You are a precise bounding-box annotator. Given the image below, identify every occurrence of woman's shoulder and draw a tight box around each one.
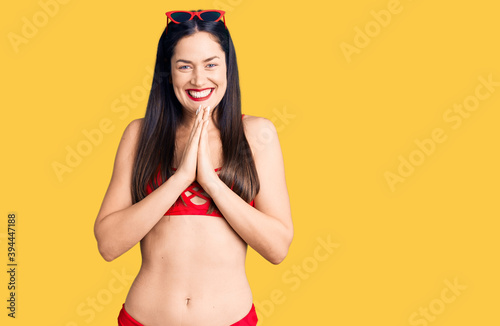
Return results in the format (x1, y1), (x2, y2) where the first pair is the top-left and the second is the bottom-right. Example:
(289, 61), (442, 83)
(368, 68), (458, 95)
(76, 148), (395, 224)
(125, 118), (144, 132)
(242, 114), (277, 135)
(121, 118), (143, 139)
(241, 114), (279, 150)
(115, 118), (144, 153)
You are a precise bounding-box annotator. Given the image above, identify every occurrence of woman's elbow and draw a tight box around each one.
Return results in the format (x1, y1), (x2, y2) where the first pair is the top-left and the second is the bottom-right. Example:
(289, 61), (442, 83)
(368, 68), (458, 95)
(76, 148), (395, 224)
(95, 230), (119, 262)
(97, 242), (118, 262)
(95, 222), (116, 262)
(268, 243), (290, 265)
(268, 250), (288, 265)
(269, 231), (294, 265)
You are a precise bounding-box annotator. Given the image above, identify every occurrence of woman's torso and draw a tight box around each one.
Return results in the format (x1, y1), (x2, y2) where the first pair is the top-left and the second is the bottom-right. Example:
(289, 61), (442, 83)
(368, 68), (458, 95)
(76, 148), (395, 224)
(124, 215), (253, 325)
(124, 119), (253, 326)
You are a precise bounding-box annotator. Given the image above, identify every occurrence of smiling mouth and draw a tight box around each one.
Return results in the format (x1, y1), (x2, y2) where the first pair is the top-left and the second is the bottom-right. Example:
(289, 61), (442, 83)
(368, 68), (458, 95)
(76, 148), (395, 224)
(186, 88), (214, 101)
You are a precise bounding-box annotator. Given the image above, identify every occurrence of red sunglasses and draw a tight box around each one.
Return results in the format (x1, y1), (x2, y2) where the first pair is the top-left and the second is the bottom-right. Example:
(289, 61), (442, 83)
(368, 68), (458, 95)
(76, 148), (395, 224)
(165, 10), (226, 31)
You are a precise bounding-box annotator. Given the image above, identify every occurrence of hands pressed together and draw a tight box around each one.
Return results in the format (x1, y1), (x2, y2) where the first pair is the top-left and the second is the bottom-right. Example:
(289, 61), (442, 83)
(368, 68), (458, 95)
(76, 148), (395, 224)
(174, 105), (220, 193)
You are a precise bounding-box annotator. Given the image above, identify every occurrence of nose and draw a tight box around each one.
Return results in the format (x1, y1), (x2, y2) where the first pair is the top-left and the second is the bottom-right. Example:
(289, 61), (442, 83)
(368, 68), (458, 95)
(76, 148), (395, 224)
(191, 67), (207, 87)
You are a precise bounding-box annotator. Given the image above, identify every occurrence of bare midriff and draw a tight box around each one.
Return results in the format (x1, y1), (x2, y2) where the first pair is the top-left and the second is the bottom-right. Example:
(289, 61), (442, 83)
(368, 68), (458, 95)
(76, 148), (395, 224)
(124, 214), (253, 326)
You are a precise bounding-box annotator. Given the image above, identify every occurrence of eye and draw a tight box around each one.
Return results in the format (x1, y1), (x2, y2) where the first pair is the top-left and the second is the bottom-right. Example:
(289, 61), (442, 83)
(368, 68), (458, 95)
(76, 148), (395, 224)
(179, 65), (191, 70)
(206, 63), (217, 68)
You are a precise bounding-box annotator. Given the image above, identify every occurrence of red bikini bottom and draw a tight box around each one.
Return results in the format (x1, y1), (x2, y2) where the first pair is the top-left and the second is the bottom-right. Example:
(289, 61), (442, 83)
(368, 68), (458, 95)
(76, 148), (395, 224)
(118, 303), (258, 326)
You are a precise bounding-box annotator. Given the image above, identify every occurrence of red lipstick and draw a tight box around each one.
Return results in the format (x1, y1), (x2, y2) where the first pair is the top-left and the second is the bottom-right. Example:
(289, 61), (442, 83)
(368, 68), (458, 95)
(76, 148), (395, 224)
(186, 88), (214, 101)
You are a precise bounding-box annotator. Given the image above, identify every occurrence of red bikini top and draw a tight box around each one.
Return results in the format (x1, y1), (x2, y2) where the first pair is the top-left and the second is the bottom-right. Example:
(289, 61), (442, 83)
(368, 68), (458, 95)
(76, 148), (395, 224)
(146, 168), (255, 217)
(145, 114), (254, 217)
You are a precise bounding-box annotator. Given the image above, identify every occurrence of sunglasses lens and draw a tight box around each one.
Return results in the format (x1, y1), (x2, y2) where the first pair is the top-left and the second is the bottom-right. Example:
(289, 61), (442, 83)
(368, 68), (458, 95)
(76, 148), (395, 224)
(199, 11), (222, 21)
(170, 12), (192, 22)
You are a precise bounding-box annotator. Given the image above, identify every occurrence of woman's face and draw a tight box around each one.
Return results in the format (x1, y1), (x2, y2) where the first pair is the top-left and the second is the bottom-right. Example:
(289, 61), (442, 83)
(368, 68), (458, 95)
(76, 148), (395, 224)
(171, 31), (227, 113)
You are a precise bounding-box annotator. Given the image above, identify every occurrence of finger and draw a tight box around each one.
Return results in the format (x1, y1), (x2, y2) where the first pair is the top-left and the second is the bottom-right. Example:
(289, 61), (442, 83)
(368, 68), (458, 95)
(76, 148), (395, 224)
(199, 107), (210, 153)
(193, 105), (208, 144)
(191, 106), (206, 145)
(187, 105), (203, 143)
(203, 105), (211, 121)
(202, 106), (210, 132)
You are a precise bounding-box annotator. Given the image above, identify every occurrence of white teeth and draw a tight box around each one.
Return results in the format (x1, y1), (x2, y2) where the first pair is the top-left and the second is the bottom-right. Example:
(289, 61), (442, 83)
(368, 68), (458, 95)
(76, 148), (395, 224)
(188, 89), (212, 98)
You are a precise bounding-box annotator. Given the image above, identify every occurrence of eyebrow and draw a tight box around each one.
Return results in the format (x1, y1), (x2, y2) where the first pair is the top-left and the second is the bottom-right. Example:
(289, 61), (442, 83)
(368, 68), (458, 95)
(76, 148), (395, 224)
(175, 56), (220, 64)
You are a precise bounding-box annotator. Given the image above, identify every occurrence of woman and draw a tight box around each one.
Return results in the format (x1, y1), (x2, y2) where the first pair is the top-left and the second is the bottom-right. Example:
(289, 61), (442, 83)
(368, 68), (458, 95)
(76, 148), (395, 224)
(94, 10), (293, 326)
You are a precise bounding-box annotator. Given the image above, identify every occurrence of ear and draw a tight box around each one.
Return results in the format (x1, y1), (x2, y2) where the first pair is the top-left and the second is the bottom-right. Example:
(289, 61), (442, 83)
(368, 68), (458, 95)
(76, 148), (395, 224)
(168, 75), (172, 84)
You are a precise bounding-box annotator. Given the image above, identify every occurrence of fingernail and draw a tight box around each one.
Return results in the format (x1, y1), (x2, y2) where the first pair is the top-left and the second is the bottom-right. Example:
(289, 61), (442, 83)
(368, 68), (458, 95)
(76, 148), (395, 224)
(196, 105), (201, 115)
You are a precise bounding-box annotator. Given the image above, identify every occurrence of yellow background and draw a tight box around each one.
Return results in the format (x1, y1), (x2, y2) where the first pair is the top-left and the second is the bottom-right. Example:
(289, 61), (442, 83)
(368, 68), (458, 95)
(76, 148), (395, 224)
(1, 0), (499, 325)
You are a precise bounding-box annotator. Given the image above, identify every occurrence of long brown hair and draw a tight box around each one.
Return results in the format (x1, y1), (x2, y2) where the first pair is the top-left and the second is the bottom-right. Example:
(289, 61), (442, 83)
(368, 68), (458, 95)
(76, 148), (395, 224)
(131, 18), (259, 212)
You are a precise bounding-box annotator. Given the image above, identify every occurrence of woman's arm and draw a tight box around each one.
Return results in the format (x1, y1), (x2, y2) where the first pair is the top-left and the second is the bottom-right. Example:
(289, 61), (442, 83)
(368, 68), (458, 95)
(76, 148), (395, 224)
(200, 116), (293, 264)
(93, 119), (193, 262)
